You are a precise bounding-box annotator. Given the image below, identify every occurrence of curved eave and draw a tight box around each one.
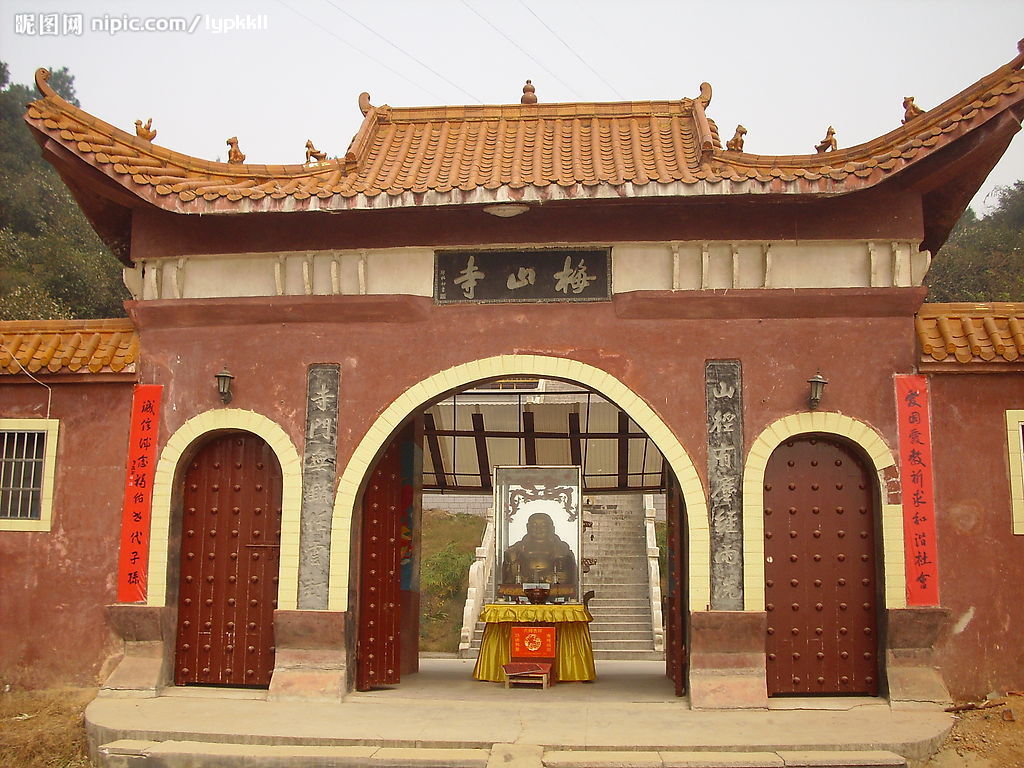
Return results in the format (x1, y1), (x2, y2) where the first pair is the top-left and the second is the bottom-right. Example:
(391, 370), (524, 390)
(22, 48), (1024, 252)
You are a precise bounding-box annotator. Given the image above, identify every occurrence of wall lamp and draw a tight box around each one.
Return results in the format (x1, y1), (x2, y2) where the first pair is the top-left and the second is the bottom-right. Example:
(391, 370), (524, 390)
(215, 367), (234, 404)
(807, 371), (828, 410)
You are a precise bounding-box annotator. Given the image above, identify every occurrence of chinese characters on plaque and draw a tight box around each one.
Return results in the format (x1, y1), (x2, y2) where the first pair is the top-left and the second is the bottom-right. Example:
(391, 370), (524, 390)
(705, 361), (744, 610)
(895, 375), (939, 606)
(435, 249), (610, 304)
(116, 385), (163, 603)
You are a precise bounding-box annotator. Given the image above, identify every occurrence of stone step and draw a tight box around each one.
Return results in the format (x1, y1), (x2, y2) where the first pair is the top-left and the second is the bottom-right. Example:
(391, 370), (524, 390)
(544, 750), (906, 767)
(590, 630), (654, 641)
(591, 648), (665, 660)
(585, 638), (656, 650)
(589, 622), (653, 631)
(97, 739), (492, 768)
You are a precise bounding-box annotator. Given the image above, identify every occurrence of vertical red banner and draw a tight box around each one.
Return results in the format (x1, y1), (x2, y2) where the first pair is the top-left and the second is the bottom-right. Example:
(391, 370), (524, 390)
(116, 384), (163, 603)
(895, 375), (939, 606)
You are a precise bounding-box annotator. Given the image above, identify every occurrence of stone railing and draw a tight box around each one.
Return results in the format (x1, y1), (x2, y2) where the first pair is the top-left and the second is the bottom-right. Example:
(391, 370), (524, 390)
(458, 510), (495, 653)
(644, 494), (665, 652)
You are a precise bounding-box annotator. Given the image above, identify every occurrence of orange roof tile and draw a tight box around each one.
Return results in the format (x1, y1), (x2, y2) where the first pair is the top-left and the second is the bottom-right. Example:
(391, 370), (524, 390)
(916, 303), (1024, 367)
(23, 45), (1024, 216)
(0, 318), (138, 375)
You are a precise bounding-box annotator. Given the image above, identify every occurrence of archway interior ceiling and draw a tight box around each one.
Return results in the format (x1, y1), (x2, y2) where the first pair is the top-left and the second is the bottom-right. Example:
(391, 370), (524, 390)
(421, 379), (665, 494)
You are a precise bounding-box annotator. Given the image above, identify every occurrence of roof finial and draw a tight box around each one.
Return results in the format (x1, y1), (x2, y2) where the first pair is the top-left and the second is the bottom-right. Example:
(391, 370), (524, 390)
(726, 125), (747, 152)
(815, 126), (837, 153)
(34, 68), (54, 97)
(305, 139), (327, 164)
(134, 118), (157, 141)
(902, 96), (925, 124)
(521, 80), (537, 105)
(359, 92), (373, 117)
(226, 136), (246, 164)
(696, 82), (712, 108)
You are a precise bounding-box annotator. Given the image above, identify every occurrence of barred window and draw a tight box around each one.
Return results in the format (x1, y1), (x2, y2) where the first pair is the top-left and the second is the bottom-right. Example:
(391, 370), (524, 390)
(1, 431), (46, 519)
(0, 420), (59, 531)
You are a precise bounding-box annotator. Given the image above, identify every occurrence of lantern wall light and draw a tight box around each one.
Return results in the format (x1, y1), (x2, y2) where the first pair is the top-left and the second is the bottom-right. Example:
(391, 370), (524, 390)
(215, 366), (234, 404)
(807, 371), (828, 410)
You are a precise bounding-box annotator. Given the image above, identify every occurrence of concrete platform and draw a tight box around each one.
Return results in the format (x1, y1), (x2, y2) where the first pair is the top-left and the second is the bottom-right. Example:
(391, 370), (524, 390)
(87, 659), (951, 768)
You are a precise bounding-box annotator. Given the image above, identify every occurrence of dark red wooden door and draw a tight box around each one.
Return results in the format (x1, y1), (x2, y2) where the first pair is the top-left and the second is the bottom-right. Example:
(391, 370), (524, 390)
(356, 438), (404, 690)
(174, 433), (282, 687)
(664, 472), (688, 696)
(763, 435), (879, 696)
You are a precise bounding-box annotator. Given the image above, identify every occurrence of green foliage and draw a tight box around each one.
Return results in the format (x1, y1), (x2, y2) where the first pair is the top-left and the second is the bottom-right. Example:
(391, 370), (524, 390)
(418, 508), (486, 652)
(421, 541), (475, 601)
(0, 62), (128, 320)
(925, 181), (1024, 302)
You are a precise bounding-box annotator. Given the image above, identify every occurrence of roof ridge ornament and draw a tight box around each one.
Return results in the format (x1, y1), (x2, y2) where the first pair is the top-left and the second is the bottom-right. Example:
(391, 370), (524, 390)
(34, 67), (55, 97)
(226, 136), (246, 164)
(902, 97), (925, 125)
(726, 125), (747, 152)
(815, 126), (837, 153)
(696, 82), (712, 108)
(305, 139), (327, 164)
(359, 92), (373, 117)
(521, 80), (538, 105)
(134, 118), (157, 141)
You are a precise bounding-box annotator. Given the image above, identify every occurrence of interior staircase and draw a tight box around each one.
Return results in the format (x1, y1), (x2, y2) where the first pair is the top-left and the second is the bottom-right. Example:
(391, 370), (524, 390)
(465, 496), (661, 660)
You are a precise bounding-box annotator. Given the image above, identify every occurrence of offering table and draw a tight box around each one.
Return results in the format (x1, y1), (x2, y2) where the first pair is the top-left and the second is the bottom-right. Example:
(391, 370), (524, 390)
(472, 603), (596, 682)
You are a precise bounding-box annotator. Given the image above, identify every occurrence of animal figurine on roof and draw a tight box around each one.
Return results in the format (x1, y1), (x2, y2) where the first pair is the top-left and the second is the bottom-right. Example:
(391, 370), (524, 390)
(134, 118), (156, 141)
(815, 126), (837, 153)
(226, 136), (246, 164)
(726, 125), (747, 152)
(902, 96), (925, 124)
(305, 140), (327, 163)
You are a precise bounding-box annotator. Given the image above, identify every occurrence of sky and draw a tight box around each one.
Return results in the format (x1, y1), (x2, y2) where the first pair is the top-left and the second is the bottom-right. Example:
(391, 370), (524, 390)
(2, 0), (1022, 214)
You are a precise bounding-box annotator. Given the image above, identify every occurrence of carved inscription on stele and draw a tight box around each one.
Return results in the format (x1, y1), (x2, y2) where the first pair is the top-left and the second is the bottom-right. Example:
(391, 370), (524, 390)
(706, 360), (744, 610)
(298, 364), (340, 610)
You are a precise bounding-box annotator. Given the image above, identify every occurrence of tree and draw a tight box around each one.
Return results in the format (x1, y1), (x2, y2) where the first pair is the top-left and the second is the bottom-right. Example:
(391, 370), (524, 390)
(0, 63), (128, 320)
(925, 181), (1024, 303)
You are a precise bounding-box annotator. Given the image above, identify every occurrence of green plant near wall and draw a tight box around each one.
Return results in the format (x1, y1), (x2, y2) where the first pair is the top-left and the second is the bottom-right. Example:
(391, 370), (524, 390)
(421, 541), (476, 601)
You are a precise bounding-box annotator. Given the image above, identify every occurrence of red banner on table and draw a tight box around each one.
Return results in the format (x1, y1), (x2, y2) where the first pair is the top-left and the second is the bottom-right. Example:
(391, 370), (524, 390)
(895, 375), (939, 606)
(116, 384), (163, 603)
(510, 626), (556, 659)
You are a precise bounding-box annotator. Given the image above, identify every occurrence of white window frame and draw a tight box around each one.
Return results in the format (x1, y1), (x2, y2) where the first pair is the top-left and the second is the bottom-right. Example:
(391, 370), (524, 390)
(0, 419), (59, 532)
(1007, 410), (1024, 535)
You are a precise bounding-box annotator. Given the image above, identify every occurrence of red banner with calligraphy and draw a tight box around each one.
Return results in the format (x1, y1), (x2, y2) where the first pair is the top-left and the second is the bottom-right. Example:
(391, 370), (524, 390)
(116, 384), (163, 603)
(895, 375), (939, 606)
(510, 626), (556, 659)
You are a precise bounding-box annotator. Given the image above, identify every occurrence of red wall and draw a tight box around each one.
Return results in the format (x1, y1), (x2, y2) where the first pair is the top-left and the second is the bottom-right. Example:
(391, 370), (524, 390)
(0, 381), (134, 688)
(130, 294), (919, 507)
(929, 373), (1024, 699)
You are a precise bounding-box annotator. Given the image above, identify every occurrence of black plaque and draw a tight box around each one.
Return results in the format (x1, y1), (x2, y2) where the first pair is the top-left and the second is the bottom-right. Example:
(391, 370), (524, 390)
(435, 248), (610, 304)
(706, 360), (744, 610)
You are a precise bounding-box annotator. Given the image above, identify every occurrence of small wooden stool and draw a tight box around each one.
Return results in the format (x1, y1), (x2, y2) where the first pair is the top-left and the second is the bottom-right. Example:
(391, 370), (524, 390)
(503, 662), (552, 689)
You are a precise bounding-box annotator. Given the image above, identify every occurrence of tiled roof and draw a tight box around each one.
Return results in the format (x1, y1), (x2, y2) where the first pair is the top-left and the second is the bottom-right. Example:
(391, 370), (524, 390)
(0, 318), (138, 375)
(23, 44), (1024, 215)
(916, 303), (1024, 366)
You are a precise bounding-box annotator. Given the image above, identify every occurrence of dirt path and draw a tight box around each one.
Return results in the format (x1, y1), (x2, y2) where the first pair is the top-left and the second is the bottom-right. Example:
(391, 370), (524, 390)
(923, 699), (1024, 767)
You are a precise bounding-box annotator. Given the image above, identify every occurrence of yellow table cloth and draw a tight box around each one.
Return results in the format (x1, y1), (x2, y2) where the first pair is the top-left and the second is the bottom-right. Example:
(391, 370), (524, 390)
(472, 603), (596, 682)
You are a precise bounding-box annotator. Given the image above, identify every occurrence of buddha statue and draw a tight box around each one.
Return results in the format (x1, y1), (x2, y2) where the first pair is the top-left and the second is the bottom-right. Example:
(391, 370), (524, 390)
(501, 512), (577, 590)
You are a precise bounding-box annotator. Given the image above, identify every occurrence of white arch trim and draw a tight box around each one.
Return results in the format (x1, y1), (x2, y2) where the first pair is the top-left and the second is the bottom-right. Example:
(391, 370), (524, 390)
(329, 355), (710, 612)
(146, 408), (303, 609)
(742, 412), (906, 611)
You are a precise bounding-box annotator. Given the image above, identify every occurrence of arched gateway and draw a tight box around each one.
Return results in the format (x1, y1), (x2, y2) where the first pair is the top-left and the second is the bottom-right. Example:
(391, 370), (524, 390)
(329, 357), (706, 690)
